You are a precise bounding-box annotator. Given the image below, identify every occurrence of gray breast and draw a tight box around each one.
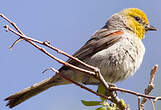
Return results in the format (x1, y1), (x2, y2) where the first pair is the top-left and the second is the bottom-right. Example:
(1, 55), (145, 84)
(86, 32), (145, 83)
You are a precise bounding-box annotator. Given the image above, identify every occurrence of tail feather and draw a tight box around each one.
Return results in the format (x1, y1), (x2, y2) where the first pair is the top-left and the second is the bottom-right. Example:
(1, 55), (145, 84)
(5, 75), (69, 108)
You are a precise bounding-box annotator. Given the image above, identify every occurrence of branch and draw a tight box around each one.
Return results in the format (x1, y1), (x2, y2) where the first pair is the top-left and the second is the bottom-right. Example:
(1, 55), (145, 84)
(140, 65), (158, 109)
(0, 14), (97, 73)
(0, 14), (23, 34)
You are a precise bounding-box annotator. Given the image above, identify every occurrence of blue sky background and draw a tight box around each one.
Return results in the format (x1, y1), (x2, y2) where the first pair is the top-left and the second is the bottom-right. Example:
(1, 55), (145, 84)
(1, 0), (161, 110)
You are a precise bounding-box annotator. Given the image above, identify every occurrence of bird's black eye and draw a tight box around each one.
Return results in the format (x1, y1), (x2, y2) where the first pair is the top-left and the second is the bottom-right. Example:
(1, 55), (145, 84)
(134, 16), (141, 22)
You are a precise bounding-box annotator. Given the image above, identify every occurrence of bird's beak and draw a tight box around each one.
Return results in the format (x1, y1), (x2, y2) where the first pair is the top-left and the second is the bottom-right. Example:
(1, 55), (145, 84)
(146, 25), (157, 31)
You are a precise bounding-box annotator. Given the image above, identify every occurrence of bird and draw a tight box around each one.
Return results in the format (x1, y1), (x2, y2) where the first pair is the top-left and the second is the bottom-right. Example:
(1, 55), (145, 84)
(5, 8), (157, 108)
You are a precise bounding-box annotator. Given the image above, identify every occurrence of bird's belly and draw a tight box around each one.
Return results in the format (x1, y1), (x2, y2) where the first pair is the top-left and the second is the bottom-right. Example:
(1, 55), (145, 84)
(86, 38), (145, 83)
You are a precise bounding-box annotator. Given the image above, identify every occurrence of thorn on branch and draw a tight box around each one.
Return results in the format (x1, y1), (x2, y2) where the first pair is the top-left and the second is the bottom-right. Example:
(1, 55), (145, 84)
(42, 67), (57, 74)
(4, 25), (9, 32)
(43, 40), (50, 44)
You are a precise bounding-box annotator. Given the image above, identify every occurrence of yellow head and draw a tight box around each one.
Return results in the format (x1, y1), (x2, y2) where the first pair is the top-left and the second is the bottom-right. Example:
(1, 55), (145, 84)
(120, 8), (157, 39)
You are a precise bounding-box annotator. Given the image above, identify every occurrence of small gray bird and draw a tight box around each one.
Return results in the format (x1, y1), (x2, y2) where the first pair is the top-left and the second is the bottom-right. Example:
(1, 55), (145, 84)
(5, 8), (157, 108)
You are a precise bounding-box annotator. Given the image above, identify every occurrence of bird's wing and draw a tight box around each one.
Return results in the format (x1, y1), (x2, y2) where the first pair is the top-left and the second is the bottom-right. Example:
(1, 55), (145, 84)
(59, 28), (124, 71)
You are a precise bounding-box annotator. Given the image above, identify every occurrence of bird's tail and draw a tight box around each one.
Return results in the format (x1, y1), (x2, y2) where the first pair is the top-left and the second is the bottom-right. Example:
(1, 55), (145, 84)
(5, 75), (69, 108)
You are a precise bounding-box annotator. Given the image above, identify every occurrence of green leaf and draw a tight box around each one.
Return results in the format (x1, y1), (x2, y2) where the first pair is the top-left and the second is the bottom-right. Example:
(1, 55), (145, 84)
(101, 101), (109, 106)
(96, 107), (106, 110)
(97, 84), (106, 100)
(106, 106), (111, 110)
(98, 85), (106, 94)
(120, 99), (126, 108)
(81, 100), (101, 106)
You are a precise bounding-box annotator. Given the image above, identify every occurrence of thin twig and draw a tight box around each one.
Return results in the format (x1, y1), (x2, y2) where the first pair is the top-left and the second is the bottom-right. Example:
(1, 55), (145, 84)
(9, 38), (23, 50)
(49, 67), (110, 100)
(29, 39), (96, 76)
(3, 25), (44, 44)
(4, 25), (97, 77)
(1, 13), (97, 72)
(138, 96), (141, 110)
(109, 86), (160, 100)
(141, 65), (158, 108)
(150, 99), (156, 110)
(154, 96), (161, 102)
(43, 41), (98, 72)
(0, 14), (23, 34)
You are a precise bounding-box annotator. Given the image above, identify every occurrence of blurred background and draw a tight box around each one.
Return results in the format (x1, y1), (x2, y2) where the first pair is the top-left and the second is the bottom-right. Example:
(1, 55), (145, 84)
(0, 0), (161, 110)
